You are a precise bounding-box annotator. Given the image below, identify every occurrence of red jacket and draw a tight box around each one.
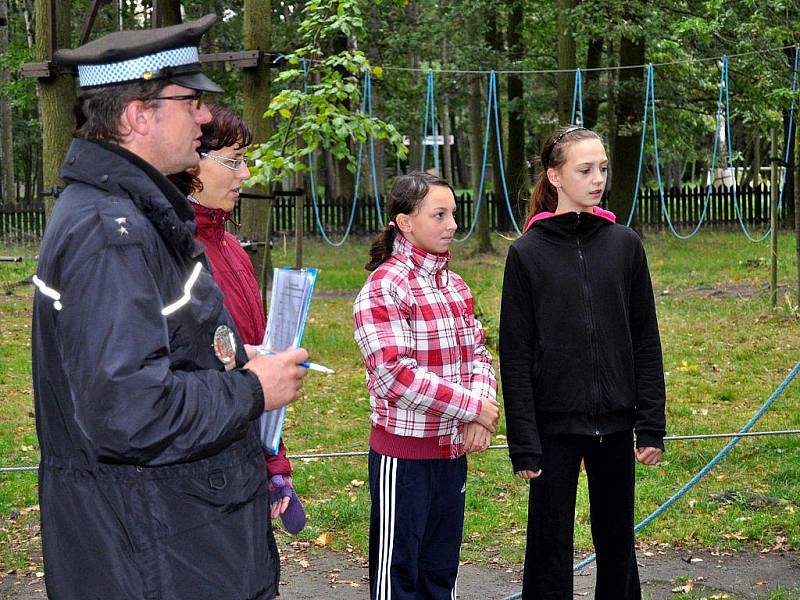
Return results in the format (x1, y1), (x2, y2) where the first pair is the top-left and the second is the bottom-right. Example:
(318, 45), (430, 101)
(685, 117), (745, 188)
(193, 202), (292, 476)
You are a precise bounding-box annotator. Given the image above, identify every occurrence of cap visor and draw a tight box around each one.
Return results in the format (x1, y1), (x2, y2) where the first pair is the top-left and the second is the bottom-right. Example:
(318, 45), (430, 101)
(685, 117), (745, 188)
(169, 71), (223, 93)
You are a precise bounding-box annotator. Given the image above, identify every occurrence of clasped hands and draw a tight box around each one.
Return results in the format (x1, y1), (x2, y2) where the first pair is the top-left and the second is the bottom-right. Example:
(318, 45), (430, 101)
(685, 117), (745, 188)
(464, 396), (501, 454)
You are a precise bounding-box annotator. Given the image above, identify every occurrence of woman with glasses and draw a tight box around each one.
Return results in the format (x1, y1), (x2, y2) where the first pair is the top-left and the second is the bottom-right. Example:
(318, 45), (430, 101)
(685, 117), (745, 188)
(171, 104), (306, 536)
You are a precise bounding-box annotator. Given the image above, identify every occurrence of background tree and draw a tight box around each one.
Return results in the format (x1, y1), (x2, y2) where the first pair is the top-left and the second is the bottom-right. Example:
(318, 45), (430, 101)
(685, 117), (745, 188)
(240, 0), (273, 286)
(34, 0), (74, 217)
(248, 0), (406, 287)
(0, 0), (15, 206)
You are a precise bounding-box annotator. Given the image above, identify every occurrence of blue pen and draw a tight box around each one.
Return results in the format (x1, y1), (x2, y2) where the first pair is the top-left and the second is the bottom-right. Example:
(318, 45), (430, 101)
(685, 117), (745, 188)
(300, 360), (335, 374)
(258, 348), (334, 374)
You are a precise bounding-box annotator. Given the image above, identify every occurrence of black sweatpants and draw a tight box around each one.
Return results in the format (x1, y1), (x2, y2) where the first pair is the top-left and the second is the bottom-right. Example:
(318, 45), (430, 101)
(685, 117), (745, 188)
(368, 449), (467, 600)
(522, 430), (640, 600)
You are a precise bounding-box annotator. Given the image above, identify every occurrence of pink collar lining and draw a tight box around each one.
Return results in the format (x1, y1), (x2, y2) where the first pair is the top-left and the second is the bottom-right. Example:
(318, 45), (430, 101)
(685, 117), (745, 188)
(523, 206), (616, 233)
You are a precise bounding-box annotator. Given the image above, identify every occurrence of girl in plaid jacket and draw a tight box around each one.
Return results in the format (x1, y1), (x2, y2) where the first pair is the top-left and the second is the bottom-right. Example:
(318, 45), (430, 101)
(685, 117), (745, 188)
(353, 172), (500, 600)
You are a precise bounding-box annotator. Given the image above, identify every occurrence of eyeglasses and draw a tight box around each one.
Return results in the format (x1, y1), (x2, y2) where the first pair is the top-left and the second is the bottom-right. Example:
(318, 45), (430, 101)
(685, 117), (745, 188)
(151, 91), (204, 110)
(200, 152), (249, 171)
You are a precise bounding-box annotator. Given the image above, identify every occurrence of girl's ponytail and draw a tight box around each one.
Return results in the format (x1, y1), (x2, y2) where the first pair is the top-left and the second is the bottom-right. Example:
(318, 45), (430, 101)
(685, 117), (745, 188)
(527, 170), (558, 224)
(365, 225), (398, 271)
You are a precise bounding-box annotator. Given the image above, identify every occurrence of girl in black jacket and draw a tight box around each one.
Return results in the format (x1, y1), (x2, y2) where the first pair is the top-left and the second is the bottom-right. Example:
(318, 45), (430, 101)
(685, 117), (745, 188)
(499, 126), (667, 600)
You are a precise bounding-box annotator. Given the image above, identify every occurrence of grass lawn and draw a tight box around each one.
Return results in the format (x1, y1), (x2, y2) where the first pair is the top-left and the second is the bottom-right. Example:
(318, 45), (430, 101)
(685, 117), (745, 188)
(1, 231), (799, 574)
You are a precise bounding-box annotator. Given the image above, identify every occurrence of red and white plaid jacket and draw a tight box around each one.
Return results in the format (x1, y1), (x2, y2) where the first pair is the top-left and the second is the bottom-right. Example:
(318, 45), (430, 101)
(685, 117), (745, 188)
(353, 235), (497, 459)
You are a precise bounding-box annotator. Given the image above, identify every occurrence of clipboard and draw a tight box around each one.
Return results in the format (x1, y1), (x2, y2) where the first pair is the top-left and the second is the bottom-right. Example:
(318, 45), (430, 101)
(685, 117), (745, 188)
(257, 267), (318, 454)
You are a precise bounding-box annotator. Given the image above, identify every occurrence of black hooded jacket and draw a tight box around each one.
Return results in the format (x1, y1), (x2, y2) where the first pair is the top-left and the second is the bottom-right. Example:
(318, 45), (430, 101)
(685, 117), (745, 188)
(499, 210), (666, 473)
(32, 139), (279, 600)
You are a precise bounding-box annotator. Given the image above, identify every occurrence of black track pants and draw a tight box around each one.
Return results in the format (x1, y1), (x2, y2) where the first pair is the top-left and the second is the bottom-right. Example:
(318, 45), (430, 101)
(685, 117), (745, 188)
(522, 430), (641, 600)
(368, 449), (467, 600)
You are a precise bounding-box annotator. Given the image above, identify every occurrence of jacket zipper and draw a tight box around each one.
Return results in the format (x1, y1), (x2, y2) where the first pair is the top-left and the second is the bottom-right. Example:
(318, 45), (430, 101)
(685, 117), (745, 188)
(576, 214), (602, 436)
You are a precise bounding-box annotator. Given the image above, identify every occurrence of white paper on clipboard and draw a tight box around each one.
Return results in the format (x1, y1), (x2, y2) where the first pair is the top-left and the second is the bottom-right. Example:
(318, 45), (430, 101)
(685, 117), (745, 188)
(257, 267), (318, 454)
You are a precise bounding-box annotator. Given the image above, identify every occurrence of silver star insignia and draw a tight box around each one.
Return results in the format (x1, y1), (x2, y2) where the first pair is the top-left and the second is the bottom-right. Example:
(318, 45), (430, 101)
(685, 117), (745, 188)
(117, 225), (129, 236)
(114, 217), (127, 225)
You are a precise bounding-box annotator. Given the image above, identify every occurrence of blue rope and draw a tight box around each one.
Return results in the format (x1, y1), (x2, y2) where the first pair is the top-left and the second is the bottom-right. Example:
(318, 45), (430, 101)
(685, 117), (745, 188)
(364, 73), (384, 227)
(454, 73), (493, 243)
(303, 59), (364, 247)
(654, 60), (724, 239)
(729, 47), (798, 242)
(501, 359), (800, 600)
(431, 71), (440, 175)
(653, 63), (713, 239)
(490, 71), (523, 235)
(570, 68), (584, 126)
(625, 64), (653, 228)
(420, 70), (433, 172)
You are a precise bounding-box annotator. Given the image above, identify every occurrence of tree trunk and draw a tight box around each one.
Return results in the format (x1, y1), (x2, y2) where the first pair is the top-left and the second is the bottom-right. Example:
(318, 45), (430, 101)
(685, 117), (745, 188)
(152, 0), (181, 27)
(22, 2), (34, 48)
(35, 0), (75, 217)
(333, 34), (354, 197)
(469, 74), (493, 253)
(441, 83), (453, 184)
(24, 144), (33, 204)
(453, 112), (468, 187)
(0, 0), (15, 206)
(322, 149), (337, 198)
(606, 50), (617, 178)
(608, 36), (645, 225)
(241, 0), (273, 296)
(506, 0), (527, 226)
(752, 135), (762, 187)
(556, 0), (577, 124)
(784, 108), (796, 224)
(582, 37), (604, 129)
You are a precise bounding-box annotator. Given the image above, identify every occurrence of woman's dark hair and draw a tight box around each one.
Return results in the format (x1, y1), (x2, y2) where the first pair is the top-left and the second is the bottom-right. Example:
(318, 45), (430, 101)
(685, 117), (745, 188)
(74, 79), (169, 143)
(169, 104), (254, 196)
(365, 171), (454, 271)
(527, 125), (603, 222)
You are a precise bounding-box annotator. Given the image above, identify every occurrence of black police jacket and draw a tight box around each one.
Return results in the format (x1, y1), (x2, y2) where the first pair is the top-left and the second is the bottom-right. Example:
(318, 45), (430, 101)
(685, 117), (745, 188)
(31, 139), (279, 600)
(499, 210), (667, 474)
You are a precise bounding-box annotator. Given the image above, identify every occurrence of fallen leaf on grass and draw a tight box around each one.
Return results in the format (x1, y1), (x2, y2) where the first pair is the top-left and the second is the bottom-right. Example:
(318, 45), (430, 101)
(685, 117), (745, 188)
(672, 580), (694, 593)
(315, 532), (333, 546)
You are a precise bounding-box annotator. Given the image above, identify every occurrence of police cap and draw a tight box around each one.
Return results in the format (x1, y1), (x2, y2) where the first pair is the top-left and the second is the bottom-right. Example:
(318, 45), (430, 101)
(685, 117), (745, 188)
(54, 14), (223, 92)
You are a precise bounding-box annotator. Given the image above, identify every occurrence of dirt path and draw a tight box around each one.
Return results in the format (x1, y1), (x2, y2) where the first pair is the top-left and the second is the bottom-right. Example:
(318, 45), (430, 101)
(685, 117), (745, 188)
(2, 544), (797, 599)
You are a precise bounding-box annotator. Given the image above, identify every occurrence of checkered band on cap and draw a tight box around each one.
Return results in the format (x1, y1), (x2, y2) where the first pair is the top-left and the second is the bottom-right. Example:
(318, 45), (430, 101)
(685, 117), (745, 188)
(77, 46), (199, 87)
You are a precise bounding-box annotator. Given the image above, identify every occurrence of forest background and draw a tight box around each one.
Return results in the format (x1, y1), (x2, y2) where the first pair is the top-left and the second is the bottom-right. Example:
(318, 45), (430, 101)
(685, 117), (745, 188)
(1, 0), (799, 250)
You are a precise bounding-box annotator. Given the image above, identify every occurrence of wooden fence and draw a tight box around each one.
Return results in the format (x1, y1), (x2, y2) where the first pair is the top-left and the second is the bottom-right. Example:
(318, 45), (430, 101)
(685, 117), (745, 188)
(0, 184), (789, 244)
(248, 183), (788, 236)
(0, 203), (46, 244)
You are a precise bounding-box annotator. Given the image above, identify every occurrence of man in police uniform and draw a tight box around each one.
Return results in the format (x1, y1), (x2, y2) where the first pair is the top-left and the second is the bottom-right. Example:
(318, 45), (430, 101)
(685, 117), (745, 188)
(31, 15), (308, 600)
